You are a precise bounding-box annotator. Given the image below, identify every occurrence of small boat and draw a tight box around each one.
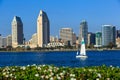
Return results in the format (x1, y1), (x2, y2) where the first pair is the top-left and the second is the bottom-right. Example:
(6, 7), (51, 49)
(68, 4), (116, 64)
(76, 38), (88, 58)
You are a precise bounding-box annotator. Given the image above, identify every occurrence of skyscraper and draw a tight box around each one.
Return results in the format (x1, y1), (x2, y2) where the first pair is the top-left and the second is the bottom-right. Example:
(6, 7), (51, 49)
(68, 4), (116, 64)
(12, 16), (24, 47)
(2, 37), (7, 47)
(88, 32), (95, 46)
(116, 30), (120, 38)
(95, 32), (102, 47)
(6, 35), (12, 46)
(102, 25), (116, 46)
(37, 10), (50, 47)
(79, 20), (88, 44)
(60, 28), (74, 45)
(0, 34), (2, 48)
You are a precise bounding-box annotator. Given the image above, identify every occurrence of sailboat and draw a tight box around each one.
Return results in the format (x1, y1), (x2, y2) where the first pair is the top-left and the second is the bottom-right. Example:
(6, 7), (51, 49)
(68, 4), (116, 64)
(76, 38), (88, 58)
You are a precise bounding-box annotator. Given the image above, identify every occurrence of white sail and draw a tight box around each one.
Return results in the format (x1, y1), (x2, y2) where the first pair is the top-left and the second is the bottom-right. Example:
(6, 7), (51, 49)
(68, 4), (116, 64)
(80, 38), (86, 56)
(76, 51), (79, 55)
(76, 38), (87, 58)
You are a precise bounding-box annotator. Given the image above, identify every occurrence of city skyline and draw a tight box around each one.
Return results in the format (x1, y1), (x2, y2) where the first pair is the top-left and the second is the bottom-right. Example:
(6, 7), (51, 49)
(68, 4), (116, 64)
(0, 0), (120, 40)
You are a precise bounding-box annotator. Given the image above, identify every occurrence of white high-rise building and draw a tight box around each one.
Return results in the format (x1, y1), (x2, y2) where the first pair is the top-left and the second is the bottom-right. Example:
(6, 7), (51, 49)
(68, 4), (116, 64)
(6, 35), (12, 46)
(37, 10), (50, 47)
(12, 16), (24, 48)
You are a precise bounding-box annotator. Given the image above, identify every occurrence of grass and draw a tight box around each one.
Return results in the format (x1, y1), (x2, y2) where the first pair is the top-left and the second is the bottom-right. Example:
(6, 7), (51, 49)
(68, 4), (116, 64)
(0, 64), (120, 80)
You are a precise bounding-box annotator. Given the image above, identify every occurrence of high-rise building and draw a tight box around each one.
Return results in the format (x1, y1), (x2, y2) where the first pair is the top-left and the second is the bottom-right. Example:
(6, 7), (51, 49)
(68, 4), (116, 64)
(6, 35), (12, 46)
(2, 37), (7, 48)
(72, 32), (77, 45)
(31, 33), (38, 48)
(12, 16), (24, 48)
(37, 10), (50, 47)
(0, 34), (2, 48)
(79, 20), (88, 45)
(60, 28), (74, 45)
(95, 32), (102, 47)
(116, 30), (120, 38)
(88, 32), (95, 46)
(102, 25), (116, 46)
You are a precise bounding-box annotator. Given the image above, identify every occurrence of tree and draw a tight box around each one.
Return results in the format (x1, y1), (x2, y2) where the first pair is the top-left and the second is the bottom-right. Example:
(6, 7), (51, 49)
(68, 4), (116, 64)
(108, 42), (114, 49)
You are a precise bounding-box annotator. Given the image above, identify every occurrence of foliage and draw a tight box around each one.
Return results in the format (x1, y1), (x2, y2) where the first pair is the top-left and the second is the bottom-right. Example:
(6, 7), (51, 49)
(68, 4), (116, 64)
(0, 65), (120, 80)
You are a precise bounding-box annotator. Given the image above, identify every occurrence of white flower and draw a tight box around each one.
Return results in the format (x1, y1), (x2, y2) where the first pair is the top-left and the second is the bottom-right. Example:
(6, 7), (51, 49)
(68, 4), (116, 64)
(60, 73), (63, 76)
(35, 74), (39, 77)
(50, 77), (54, 80)
(21, 66), (26, 70)
(6, 71), (9, 74)
(3, 72), (6, 75)
(51, 72), (54, 76)
(41, 75), (44, 79)
(45, 75), (49, 79)
(96, 78), (99, 80)
(70, 74), (75, 77)
(27, 65), (30, 67)
(12, 68), (15, 71)
(5, 75), (9, 78)
(97, 73), (101, 78)
(107, 78), (110, 80)
(33, 64), (36, 66)
(10, 73), (13, 77)
(49, 69), (52, 72)
(57, 76), (61, 80)
(37, 67), (41, 70)
(70, 78), (76, 80)
(89, 69), (92, 72)
(43, 64), (46, 67)
(63, 70), (66, 74)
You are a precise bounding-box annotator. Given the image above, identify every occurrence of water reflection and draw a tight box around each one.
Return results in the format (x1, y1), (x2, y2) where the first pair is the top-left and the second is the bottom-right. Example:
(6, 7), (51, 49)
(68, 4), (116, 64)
(76, 57), (87, 67)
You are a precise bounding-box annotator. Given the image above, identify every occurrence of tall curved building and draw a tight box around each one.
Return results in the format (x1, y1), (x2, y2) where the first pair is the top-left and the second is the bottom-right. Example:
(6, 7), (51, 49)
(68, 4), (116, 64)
(37, 10), (50, 47)
(12, 16), (24, 48)
(79, 20), (88, 45)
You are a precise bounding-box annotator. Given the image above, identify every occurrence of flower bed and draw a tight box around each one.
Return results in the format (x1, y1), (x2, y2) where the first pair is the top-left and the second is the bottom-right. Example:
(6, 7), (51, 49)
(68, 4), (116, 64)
(0, 64), (120, 80)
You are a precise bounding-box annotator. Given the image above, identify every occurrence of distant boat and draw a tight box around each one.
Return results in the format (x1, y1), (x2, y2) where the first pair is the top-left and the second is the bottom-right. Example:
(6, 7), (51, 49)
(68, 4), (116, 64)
(97, 49), (104, 51)
(76, 38), (88, 58)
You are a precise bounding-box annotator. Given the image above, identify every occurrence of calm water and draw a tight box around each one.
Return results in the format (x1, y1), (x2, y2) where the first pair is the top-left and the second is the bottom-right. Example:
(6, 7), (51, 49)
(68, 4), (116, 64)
(0, 50), (120, 67)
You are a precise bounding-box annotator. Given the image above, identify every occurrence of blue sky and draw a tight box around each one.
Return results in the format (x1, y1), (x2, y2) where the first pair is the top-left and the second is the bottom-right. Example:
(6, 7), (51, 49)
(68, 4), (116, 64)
(0, 0), (120, 40)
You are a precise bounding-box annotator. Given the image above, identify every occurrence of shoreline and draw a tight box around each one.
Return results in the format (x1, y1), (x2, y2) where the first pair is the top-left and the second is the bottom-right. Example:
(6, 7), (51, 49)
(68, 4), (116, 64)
(0, 48), (120, 53)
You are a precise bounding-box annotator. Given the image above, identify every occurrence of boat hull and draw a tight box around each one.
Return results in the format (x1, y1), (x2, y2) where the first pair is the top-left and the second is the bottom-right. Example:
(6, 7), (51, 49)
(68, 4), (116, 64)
(76, 55), (88, 58)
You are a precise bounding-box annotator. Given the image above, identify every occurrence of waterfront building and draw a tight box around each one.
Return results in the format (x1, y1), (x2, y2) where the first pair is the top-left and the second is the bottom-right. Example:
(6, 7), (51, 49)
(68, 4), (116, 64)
(2, 37), (7, 48)
(102, 25), (116, 46)
(6, 35), (12, 46)
(46, 42), (64, 48)
(88, 32), (95, 46)
(0, 34), (2, 48)
(79, 20), (88, 45)
(72, 32), (77, 45)
(116, 37), (120, 47)
(116, 30), (120, 38)
(37, 10), (50, 47)
(59, 28), (74, 45)
(25, 33), (38, 48)
(94, 32), (102, 47)
(50, 36), (59, 42)
(31, 33), (37, 46)
(12, 16), (24, 48)
(30, 33), (38, 48)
